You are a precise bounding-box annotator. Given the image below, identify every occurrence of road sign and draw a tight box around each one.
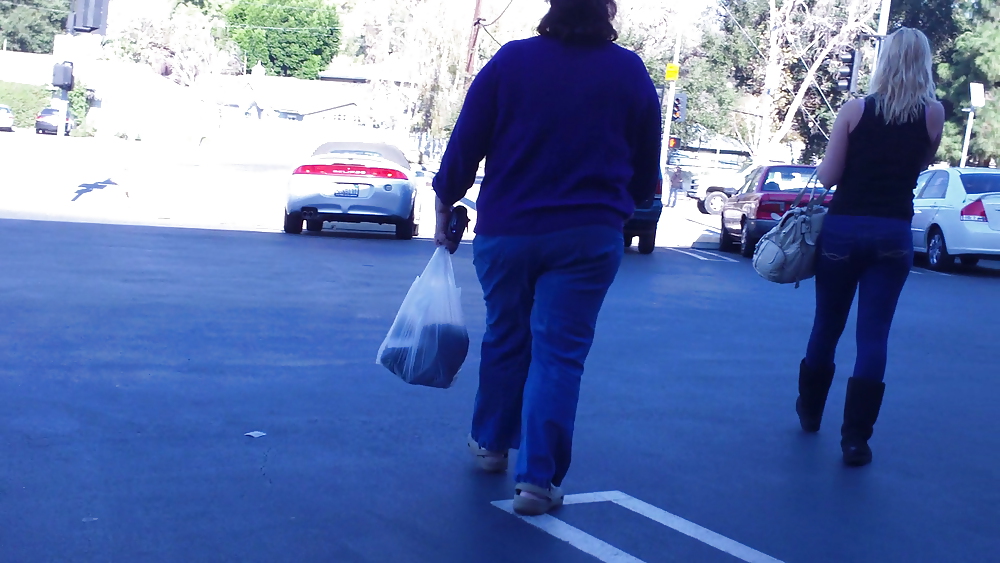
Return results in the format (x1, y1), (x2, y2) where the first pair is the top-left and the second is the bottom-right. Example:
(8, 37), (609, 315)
(665, 63), (680, 82)
(971, 82), (986, 109)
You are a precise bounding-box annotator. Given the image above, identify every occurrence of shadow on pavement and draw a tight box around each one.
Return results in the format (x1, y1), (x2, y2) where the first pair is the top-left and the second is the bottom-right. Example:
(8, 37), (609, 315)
(72, 178), (118, 202)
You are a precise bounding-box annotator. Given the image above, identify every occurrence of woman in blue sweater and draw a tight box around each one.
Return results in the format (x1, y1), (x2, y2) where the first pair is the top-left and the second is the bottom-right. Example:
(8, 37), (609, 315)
(432, 0), (661, 515)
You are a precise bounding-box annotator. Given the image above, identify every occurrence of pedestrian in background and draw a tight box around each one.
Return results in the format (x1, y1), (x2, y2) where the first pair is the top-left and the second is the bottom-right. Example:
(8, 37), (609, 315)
(667, 166), (683, 207)
(794, 27), (944, 466)
(432, 0), (661, 514)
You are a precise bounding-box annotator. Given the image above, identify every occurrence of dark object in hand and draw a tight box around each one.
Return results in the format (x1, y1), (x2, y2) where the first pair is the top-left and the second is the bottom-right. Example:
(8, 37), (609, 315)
(446, 206), (470, 253)
(379, 323), (470, 389)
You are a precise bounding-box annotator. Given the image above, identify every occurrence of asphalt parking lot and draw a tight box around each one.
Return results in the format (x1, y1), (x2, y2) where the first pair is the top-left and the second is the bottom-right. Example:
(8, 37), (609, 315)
(1, 215), (998, 562)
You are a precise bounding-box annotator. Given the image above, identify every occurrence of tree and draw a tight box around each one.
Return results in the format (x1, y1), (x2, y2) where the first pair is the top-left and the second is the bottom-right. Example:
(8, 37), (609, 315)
(0, 0), (70, 54)
(104, 2), (241, 87)
(929, 1), (1000, 165)
(225, 0), (341, 79)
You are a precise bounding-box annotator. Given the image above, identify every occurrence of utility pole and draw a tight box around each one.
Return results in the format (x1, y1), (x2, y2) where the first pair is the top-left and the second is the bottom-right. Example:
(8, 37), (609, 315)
(960, 83), (987, 168)
(659, 26), (683, 173)
(871, 0), (892, 78)
(465, 0), (484, 77)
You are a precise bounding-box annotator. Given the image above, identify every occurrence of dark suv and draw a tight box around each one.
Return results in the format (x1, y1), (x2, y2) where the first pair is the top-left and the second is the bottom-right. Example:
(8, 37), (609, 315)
(624, 172), (663, 254)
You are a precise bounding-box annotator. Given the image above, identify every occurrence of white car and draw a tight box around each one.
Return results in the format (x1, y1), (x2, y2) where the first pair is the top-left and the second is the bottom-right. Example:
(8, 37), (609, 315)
(0, 104), (14, 132)
(912, 167), (1000, 270)
(284, 142), (419, 239)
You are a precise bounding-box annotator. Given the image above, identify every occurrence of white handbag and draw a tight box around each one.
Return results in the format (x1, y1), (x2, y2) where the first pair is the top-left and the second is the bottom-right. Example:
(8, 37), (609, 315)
(752, 174), (828, 287)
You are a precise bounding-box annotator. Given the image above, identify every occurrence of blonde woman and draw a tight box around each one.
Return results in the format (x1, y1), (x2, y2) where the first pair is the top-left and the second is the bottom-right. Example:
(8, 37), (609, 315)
(794, 28), (945, 466)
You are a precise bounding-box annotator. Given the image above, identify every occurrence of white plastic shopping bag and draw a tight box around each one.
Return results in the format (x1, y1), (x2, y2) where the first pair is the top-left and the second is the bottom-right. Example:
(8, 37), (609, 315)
(376, 247), (469, 388)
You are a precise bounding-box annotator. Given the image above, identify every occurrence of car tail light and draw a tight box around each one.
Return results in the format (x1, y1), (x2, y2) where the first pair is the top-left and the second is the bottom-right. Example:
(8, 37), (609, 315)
(756, 199), (786, 220)
(293, 164), (408, 180)
(961, 199), (988, 222)
(655, 177), (663, 196)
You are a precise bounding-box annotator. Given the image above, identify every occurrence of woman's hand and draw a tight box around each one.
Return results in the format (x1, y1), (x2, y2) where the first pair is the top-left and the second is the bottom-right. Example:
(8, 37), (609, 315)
(435, 196), (459, 253)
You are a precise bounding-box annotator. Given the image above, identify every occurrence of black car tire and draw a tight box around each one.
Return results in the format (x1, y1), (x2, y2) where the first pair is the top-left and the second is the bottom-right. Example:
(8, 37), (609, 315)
(960, 256), (980, 268)
(696, 200), (708, 215)
(705, 192), (728, 216)
(283, 211), (303, 234)
(739, 222), (755, 258)
(306, 220), (324, 232)
(395, 209), (416, 240)
(927, 228), (954, 271)
(638, 232), (655, 255)
(719, 218), (736, 252)
(625, 236), (634, 249)
(35, 129), (41, 134)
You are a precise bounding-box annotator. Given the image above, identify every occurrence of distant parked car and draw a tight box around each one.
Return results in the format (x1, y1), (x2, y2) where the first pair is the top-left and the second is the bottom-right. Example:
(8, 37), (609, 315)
(912, 167), (1000, 270)
(0, 104), (14, 132)
(284, 142), (419, 239)
(35, 108), (74, 136)
(720, 164), (830, 257)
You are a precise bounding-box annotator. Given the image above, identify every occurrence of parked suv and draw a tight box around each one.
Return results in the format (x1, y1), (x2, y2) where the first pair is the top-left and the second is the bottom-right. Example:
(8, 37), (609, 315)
(624, 173), (663, 254)
(689, 161), (761, 215)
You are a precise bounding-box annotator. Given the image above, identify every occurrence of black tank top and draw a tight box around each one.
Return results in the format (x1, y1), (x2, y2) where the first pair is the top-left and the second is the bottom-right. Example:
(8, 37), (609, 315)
(829, 95), (931, 220)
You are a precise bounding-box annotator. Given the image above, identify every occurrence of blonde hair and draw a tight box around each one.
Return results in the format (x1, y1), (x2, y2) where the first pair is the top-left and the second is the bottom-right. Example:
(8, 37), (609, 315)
(868, 27), (937, 125)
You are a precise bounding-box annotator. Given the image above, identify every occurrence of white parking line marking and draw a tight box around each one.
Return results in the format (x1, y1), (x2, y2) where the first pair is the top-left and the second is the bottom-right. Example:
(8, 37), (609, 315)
(689, 249), (739, 263)
(492, 500), (643, 563)
(493, 491), (785, 563)
(667, 248), (736, 263)
(910, 269), (924, 275)
(667, 248), (714, 261)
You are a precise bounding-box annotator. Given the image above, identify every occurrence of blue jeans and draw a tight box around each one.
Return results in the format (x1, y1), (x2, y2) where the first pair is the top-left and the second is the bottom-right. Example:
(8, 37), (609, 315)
(805, 215), (913, 382)
(471, 225), (623, 489)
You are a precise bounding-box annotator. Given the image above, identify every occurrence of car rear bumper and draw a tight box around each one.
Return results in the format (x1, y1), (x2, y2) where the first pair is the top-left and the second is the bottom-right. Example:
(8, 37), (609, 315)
(747, 218), (779, 240)
(36, 122), (60, 133)
(945, 222), (1000, 256)
(625, 199), (663, 235)
(287, 179), (415, 223)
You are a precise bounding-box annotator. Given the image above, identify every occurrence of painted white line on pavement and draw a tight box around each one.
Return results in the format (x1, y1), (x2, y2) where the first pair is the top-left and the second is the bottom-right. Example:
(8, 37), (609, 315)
(689, 249), (739, 263)
(609, 494), (785, 563)
(668, 248), (714, 261)
(493, 491), (785, 563)
(492, 500), (643, 563)
(924, 269), (953, 277)
(910, 269), (924, 275)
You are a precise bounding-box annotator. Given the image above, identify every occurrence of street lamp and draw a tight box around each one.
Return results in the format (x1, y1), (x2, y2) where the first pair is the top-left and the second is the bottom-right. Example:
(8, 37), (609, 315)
(960, 82), (987, 168)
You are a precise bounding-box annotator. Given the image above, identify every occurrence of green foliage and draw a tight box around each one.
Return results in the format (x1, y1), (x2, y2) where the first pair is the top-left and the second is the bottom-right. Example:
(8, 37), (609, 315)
(929, 1), (1000, 165)
(0, 80), (50, 128)
(67, 81), (89, 125)
(225, 0), (341, 79)
(0, 0), (70, 54)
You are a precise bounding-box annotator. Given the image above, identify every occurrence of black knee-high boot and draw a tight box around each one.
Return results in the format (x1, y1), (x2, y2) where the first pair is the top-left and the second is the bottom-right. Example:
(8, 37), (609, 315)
(841, 377), (886, 467)
(796, 360), (836, 433)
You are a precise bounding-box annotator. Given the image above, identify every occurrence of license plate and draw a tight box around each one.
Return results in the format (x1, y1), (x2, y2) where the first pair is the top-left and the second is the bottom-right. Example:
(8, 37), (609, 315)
(334, 184), (360, 197)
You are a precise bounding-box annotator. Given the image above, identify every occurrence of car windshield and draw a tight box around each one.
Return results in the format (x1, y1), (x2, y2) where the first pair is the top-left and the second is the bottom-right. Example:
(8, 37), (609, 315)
(761, 167), (817, 192)
(40, 109), (59, 115)
(0, 107), (11, 114)
(327, 150), (383, 159)
(960, 173), (1000, 195)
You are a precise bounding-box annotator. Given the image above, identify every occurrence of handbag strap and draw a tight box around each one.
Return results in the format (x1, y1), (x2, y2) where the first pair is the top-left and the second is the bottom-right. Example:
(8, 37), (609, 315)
(790, 170), (822, 211)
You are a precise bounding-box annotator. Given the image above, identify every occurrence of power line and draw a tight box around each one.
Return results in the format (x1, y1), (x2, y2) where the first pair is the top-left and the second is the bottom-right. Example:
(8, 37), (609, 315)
(477, 22), (502, 47)
(0, 0), (70, 15)
(482, 0), (515, 27)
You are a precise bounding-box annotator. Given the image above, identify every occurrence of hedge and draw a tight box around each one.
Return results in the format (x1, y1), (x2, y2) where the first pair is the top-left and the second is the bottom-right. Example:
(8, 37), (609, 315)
(0, 81), (51, 128)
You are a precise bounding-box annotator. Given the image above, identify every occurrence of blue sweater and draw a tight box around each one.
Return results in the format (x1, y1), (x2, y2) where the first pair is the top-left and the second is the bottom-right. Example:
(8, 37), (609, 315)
(432, 36), (662, 236)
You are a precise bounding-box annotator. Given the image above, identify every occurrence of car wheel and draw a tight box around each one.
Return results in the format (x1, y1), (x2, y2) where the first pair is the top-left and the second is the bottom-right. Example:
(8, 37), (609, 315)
(638, 232), (655, 255)
(696, 200), (708, 215)
(927, 229), (954, 270)
(395, 210), (416, 240)
(960, 256), (980, 268)
(705, 192), (728, 215)
(739, 222), (755, 258)
(35, 129), (41, 134)
(283, 211), (303, 234)
(306, 220), (324, 232)
(719, 219), (736, 252)
(625, 235), (635, 249)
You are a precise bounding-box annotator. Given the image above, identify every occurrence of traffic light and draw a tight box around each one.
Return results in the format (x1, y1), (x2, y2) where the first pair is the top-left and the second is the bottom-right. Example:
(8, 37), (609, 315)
(836, 49), (859, 93)
(671, 92), (687, 122)
(71, 0), (109, 33)
(668, 136), (680, 150)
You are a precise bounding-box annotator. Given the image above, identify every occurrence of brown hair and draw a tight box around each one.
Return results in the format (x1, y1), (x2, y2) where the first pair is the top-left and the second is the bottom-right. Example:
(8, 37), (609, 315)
(537, 0), (618, 44)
